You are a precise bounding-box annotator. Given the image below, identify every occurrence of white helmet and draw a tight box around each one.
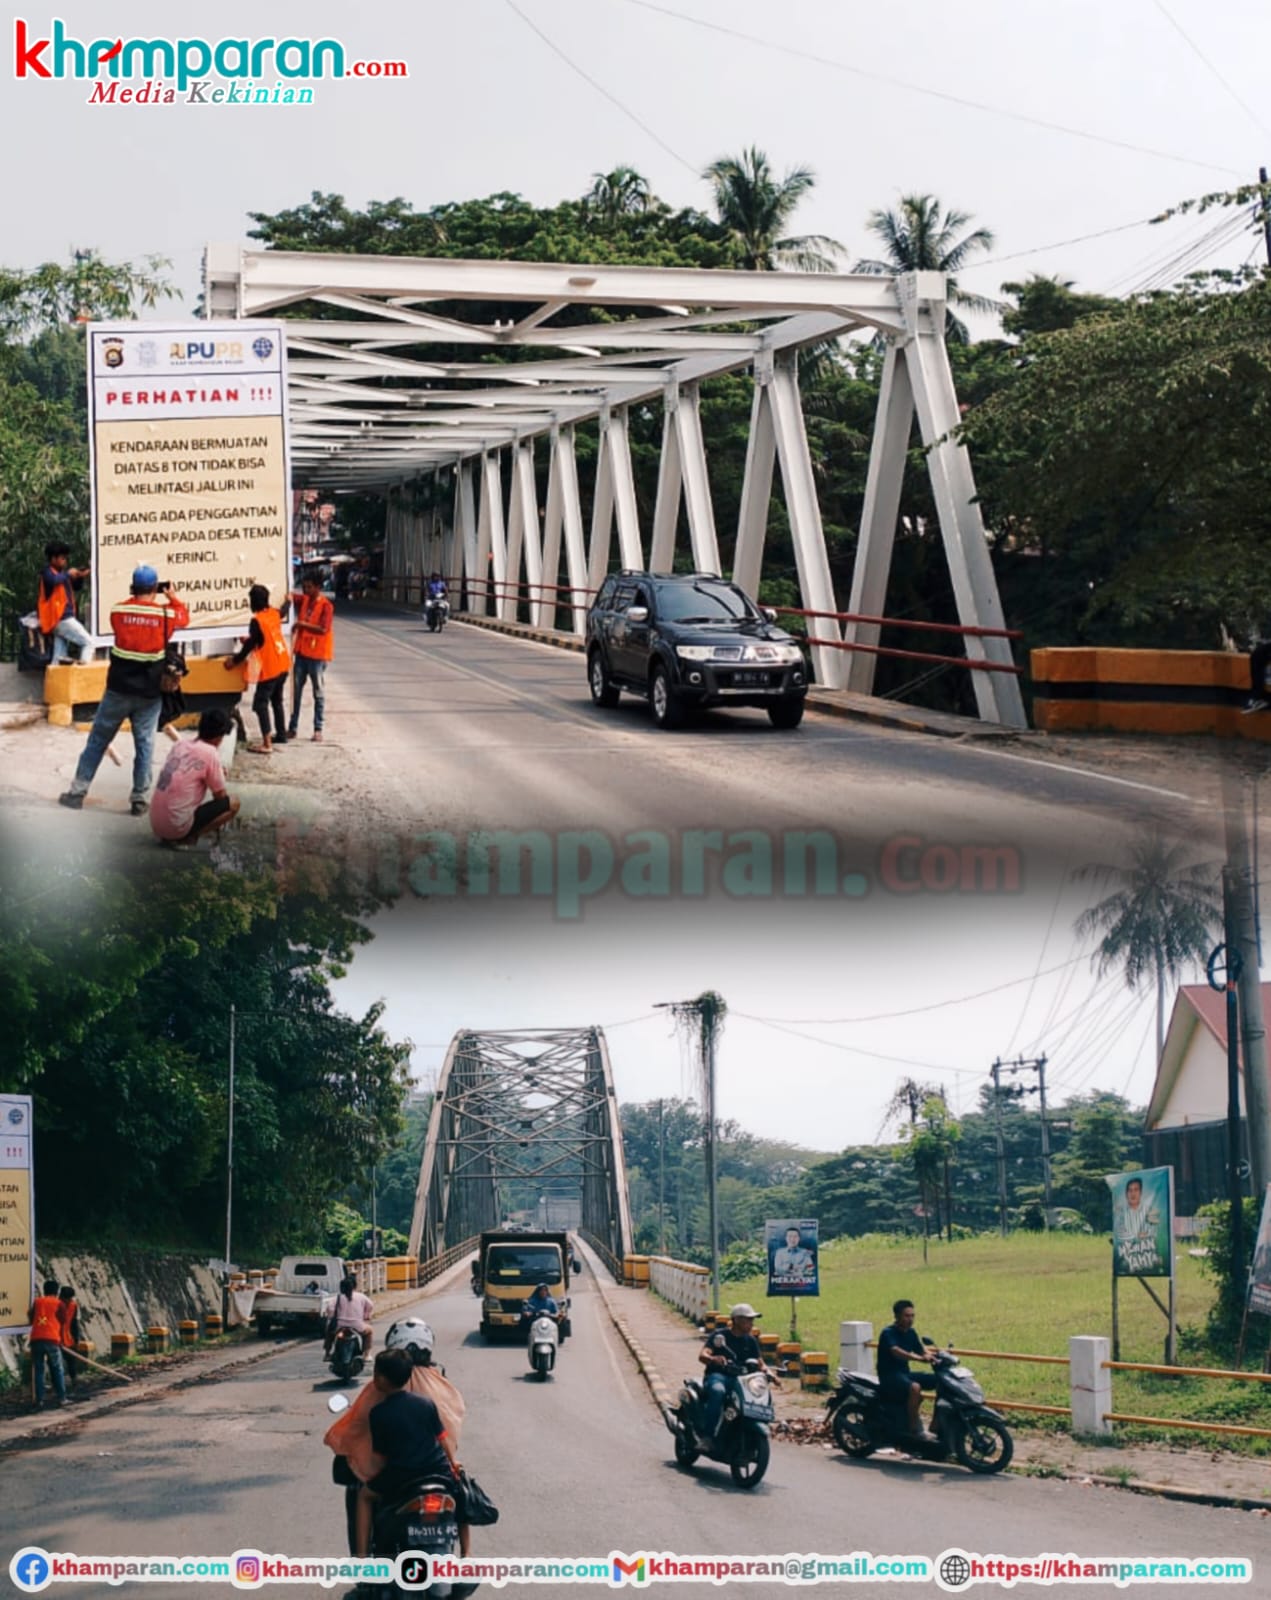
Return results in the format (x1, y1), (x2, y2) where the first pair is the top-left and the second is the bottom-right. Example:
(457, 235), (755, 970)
(385, 1318), (435, 1361)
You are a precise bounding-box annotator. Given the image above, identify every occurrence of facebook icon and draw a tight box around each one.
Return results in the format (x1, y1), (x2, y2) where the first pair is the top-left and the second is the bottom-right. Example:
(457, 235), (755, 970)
(9, 1548), (51, 1592)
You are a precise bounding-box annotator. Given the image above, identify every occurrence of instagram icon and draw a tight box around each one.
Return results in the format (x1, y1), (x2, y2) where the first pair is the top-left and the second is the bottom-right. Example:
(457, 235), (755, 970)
(234, 1552), (262, 1586)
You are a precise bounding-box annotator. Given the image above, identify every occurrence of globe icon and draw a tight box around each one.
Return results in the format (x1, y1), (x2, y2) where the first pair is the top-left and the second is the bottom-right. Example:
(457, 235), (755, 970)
(252, 337), (274, 360)
(940, 1553), (971, 1589)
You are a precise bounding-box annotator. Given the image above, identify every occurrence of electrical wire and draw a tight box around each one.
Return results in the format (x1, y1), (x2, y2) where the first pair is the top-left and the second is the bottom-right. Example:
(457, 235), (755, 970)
(1131, 209), (1251, 292)
(733, 1013), (985, 1078)
(957, 215), (1165, 273)
(1150, 0), (1271, 144)
(504, 0), (699, 175)
(1104, 207), (1240, 293)
(729, 952), (1088, 1025)
(1117, 1006), (1158, 1101)
(1002, 857), (1071, 1057)
(613, 0), (1245, 178)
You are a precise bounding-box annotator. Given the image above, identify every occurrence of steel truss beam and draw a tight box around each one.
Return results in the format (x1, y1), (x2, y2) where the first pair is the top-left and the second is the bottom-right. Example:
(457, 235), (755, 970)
(408, 1027), (632, 1265)
(207, 246), (1023, 723)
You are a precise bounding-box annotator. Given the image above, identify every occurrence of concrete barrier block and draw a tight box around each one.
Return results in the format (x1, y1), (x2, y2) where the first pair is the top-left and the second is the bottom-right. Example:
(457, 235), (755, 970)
(1069, 1334), (1112, 1435)
(839, 1320), (873, 1372)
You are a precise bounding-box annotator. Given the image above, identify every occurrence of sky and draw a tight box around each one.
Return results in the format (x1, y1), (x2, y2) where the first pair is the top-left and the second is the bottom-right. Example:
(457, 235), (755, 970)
(4, 0), (1271, 314)
(330, 881), (1175, 1153)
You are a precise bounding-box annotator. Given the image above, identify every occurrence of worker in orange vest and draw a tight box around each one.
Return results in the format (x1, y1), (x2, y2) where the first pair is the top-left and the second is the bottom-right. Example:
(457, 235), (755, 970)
(224, 583), (292, 753)
(58, 1284), (82, 1390)
(38, 541), (93, 665)
(28, 1279), (67, 1409)
(287, 569), (334, 743)
(59, 565), (190, 815)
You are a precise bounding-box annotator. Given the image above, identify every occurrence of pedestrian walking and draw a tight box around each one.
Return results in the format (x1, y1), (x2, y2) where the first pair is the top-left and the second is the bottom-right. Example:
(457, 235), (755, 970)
(37, 542), (93, 665)
(288, 569), (334, 742)
(28, 1279), (67, 1410)
(58, 566), (189, 815)
(58, 1285), (82, 1391)
(224, 584), (291, 753)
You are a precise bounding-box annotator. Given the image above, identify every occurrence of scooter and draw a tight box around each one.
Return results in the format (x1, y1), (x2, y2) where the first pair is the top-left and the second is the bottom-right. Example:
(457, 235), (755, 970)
(825, 1345), (1013, 1474)
(663, 1338), (774, 1489)
(425, 594), (450, 633)
(526, 1312), (559, 1380)
(328, 1327), (365, 1384)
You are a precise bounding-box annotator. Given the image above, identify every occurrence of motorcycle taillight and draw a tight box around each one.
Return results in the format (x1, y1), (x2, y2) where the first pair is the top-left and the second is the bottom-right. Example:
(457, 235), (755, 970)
(408, 1493), (456, 1516)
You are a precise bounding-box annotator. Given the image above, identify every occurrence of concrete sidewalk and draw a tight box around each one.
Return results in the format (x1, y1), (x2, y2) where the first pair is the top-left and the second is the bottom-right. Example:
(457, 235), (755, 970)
(0, 1264), (467, 1451)
(584, 1263), (1271, 1514)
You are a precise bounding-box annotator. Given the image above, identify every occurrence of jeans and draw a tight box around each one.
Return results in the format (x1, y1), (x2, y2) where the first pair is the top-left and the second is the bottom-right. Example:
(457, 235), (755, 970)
(52, 616), (93, 665)
(1251, 642), (1271, 698)
(69, 689), (161, 805)
(30, 1341), (66, 1405)
(290, 656), (327, 733)
(702, 1371), (730, 1436)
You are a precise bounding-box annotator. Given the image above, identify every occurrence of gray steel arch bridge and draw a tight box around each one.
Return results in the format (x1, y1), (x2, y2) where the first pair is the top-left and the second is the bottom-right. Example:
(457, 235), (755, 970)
(407, 1026), (633, 1270)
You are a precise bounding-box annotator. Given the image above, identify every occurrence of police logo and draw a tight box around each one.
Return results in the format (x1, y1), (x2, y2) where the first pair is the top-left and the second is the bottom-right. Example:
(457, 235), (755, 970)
(137, 340), (158, 367)
(102, 338), (125, 369)
(252, 336), (274, 360)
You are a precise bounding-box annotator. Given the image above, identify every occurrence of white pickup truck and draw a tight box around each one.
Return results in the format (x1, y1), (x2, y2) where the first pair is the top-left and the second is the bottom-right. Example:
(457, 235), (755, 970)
(251, 1255), (346, 1337)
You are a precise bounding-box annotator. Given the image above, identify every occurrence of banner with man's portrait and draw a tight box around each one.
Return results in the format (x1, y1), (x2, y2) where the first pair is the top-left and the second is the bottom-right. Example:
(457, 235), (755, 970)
(765, 1218), (819, 1297)
(1106, 1167), (1173, 1278)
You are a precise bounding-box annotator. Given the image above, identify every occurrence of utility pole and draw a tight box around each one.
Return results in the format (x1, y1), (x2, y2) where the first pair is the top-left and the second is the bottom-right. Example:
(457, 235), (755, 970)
(657, 993), (726, 1312)
(1223, 767), (1271, 1196)
(1212, 924), (1246, 1289)
(991, 1059), (1009, 1237)
(657, 1098), (666, 1256)
(1036, 1056), (1053, 1223)
(223, 1005), (237, 1320)
(993, 1055), (1051, 1227)
(1260, 168), (1271, 268)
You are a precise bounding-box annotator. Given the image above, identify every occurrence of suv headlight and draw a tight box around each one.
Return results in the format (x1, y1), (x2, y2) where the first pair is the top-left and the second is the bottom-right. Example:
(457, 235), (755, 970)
(676, 645), (715, 661)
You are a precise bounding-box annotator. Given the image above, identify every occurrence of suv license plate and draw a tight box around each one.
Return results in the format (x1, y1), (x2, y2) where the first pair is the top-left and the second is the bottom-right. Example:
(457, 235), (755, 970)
(732, 671), (768, 687)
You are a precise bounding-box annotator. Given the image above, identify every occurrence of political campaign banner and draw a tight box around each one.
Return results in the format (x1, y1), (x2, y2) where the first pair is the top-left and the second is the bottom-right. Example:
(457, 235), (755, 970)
(1249, 1186), (1271, 1317)
(87, 322), (291, 639)
(0, 1096), (34, 1337)
(765, 1218), (819, 1297)
(1107, 1166), (1173, 1279)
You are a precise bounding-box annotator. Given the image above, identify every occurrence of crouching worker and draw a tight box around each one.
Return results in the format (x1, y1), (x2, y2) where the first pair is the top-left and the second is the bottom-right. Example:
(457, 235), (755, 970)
(355, 1348), (469, 1561)
(149, 708), (240, 849)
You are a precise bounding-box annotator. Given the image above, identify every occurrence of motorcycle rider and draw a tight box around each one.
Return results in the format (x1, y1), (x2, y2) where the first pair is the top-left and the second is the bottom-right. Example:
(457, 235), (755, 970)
(877, 1298), (938, 1442)
(325, 1273), (374, 1362)
(426, 572), (448, 603)
(698, 1303), (779, 1438)
(469, 1257), (481, 1293)
(325, 1319), (470, 1560)
(522, 1281), (561, 1324)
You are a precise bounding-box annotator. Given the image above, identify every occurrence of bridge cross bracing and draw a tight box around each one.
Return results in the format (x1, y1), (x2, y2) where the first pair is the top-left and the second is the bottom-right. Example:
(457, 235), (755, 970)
(204, 246), (1024, 725)
(407, 1026), (632, 1268)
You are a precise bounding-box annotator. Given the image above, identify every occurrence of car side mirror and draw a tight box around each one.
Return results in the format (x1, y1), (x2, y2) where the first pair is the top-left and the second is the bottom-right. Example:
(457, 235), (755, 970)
(761, 607), (778, 622)
(626, 606), (649, 623)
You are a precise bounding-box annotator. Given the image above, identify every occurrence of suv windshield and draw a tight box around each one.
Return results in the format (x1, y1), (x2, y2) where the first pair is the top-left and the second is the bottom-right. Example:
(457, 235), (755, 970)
(486, 1246), (562, 1285)
(656, 582), (756, 624)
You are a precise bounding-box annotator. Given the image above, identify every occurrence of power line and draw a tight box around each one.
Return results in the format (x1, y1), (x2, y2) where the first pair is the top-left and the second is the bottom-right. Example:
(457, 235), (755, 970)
(504, 0), (699, 175)
(957, 214), (1163, 272)
(614, 0), (1244, 178)
(733, 1012), (988, 1078)
(1003, 858), (1071, 1057)
(1150, 0), (1271, 144)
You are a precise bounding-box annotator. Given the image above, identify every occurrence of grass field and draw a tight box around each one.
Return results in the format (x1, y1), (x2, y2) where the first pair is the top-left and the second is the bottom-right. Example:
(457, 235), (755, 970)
(718, 1234), (1271, 1452)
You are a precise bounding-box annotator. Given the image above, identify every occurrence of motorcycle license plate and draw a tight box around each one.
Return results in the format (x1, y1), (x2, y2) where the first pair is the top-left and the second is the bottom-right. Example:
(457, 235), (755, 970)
(407, 1522), (458, 1546)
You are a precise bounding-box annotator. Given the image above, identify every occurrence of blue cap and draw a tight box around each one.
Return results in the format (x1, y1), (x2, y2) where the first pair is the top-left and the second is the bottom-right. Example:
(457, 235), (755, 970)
(131, 564), (158, 589)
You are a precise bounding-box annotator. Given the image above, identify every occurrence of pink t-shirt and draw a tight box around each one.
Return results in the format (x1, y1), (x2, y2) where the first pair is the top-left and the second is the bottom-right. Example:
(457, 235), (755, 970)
(150, 739), (226, 841)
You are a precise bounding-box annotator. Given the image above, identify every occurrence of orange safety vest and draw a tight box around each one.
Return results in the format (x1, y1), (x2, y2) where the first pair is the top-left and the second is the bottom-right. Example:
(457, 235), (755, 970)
(59, 1299), (78, 1347)
(109, 593), (190, 661)
(253, 606), (291, 678)
(293, 593), (334, 662)
(29, 1295), (62, 1342)
(37, 571), (72, 634)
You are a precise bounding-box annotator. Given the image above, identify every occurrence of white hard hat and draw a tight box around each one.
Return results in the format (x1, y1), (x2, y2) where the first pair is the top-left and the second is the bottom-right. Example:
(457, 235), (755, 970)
(386, 1318), (435, 1359)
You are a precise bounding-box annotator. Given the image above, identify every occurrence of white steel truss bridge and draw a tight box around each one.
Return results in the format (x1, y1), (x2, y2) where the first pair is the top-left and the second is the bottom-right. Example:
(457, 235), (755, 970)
(204, 246), (1024, 726)
(407, 1027), (633, 1268)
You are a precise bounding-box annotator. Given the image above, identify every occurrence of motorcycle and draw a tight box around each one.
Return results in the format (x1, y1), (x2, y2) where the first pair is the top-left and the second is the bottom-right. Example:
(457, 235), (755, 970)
(328, 1327), (365, 1384)
(524, 1311), (559, 1380)
(825, 1345), (1013, 1474)
(663, 1340), (774, 1489)
(424, 593), (450, 633)
(327, 1393), (477, 1599)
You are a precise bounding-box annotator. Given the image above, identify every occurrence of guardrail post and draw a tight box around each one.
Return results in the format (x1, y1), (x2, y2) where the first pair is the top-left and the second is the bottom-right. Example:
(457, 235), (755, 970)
(839, 1320), (872, 1373)
(1069, 1335), (1112, 1436)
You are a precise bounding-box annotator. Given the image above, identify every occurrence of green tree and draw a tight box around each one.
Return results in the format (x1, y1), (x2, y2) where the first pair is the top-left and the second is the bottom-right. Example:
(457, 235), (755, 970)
(1075, 838), (1222, 1062)
(584, 166), (652, 223)
(858, 193), (999, 341)
(1000, 274), (1119, 339)
(1051, 1093), (1141, 1229)
(703, 147), (842, 271)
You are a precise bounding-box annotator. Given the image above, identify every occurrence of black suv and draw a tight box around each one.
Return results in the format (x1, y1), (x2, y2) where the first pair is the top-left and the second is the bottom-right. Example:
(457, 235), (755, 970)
(586, 572), (808, 729)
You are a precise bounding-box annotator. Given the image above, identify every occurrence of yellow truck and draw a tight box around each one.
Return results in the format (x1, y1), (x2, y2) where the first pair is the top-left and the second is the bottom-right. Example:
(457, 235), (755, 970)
(478, 1229), (571, 1340)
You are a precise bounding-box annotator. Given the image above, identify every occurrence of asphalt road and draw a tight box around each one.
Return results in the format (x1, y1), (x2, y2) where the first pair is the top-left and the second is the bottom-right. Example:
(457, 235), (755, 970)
(7, 1269), (1265, 1600)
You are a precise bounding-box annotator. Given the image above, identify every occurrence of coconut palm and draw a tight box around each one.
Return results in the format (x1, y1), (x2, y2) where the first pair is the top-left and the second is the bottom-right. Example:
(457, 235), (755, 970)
(858, 193), (1001, 341)
(1074, 837), (1223, 1064)
(703, 147), (843, 272)
(584, 166), (653, 224)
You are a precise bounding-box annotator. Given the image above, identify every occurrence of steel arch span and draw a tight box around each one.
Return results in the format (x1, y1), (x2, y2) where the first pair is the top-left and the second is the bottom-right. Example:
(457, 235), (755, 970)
(407, 1026), (633, 1266)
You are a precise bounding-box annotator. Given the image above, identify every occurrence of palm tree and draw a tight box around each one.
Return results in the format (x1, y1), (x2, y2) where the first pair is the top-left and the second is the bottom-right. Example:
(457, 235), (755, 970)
(858, 193), (1001, 341)
(703, 147), (843, 272)
(1074, 837), (1223, 1065)
(584, 166), (653, 224)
